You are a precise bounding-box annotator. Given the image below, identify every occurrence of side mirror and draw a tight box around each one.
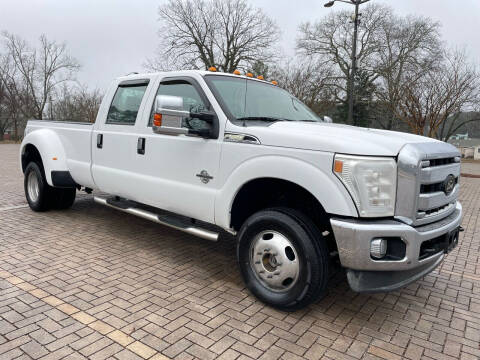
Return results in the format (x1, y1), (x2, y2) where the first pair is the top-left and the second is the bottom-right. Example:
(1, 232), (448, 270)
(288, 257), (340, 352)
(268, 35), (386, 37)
(152, 95), (189, 136)
(323, 116), (333, 123)
(152, 95), (215, 137)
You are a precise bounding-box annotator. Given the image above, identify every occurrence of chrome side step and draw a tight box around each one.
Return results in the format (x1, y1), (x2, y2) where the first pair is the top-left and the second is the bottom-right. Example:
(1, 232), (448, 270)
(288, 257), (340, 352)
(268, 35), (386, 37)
(94, 196), (219, 242)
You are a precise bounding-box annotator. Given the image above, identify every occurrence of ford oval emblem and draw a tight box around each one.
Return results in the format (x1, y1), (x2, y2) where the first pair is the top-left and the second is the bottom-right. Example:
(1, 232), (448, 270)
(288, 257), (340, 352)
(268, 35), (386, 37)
(443, 174), (456, 195)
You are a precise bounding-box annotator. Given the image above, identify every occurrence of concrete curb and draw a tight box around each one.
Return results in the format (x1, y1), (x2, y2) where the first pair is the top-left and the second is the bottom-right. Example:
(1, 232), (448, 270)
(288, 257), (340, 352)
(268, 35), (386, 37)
(461, 173), (480, 178)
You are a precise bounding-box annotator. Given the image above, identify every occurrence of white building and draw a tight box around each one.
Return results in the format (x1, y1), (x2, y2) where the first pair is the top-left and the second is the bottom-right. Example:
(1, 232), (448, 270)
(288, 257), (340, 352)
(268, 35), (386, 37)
(449, 138), (480, 159)
(474, 145), (480, 160)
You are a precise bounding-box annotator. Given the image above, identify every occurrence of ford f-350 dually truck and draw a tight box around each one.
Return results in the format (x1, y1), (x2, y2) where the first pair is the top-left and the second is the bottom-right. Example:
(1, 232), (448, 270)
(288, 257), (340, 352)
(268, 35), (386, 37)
(20, 70), (462, 310)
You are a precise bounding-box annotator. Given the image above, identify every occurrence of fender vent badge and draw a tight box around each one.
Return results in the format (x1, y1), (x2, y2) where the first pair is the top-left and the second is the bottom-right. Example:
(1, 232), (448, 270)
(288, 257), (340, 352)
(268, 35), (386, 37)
(196, 170), (213, 184)
(224, 132), (260, 144)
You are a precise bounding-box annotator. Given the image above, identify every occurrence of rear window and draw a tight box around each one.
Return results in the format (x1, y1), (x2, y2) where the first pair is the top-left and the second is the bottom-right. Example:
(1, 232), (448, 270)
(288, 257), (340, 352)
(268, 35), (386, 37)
(106, 84), (148, 125)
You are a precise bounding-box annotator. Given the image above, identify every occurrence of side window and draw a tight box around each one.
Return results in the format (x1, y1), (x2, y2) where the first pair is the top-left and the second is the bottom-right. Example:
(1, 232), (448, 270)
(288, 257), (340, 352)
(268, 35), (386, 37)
(149, 80), (209, 130)
(106, 84), (148, 125)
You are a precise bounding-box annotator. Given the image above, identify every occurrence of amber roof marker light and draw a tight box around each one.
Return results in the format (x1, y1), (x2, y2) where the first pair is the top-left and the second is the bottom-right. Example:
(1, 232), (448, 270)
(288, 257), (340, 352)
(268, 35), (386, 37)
(257, 75), (264, 80)
(246, 72), (253, 78)
(233, 69), (241, 75)
(208, 66), (217, 72)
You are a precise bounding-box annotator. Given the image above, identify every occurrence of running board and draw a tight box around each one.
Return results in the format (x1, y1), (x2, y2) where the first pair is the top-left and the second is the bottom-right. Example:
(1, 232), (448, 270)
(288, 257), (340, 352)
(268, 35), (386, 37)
(94, 196), (219, 242)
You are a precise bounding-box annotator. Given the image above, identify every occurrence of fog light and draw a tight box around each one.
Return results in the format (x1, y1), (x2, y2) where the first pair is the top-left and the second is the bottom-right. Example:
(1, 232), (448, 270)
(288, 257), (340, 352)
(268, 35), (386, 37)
(370, 239), (387, 259)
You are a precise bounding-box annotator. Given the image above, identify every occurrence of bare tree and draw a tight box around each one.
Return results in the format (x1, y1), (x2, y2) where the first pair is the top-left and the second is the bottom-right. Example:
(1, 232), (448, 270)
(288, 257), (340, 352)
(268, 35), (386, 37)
(395, 49), (479, 138)
(374, 15), (442, 130)
(48, 84), (103, 123)
(440, 111), (480, 141)
(0, 32), (80, 120)
(0, 45), (26, 140)
(297, 3), (388, 123)
(272, 60), (337, 115)
(0, 81), (13, 139)
(146, 0), (280, 72)
(295, 4), (458, 132)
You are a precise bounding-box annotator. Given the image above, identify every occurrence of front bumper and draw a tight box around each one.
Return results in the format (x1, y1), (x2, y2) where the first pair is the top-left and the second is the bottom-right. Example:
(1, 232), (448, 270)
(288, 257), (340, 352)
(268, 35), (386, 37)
(330, 202), (462, 292)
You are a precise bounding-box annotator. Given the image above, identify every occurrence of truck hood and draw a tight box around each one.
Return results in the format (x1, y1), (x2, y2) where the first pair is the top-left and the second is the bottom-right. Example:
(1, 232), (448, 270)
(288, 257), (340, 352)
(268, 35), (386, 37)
(247, 122), (442, 156)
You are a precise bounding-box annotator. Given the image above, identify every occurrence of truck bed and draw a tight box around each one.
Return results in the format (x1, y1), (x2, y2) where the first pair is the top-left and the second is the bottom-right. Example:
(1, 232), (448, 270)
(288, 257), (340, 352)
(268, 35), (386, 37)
(27, 119), (93, 128)
(25, 120), (95, 188)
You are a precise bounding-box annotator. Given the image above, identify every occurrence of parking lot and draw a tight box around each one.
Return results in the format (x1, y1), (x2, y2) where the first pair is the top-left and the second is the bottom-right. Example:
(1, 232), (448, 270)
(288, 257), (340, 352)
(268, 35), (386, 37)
(1, 143), (479, 360)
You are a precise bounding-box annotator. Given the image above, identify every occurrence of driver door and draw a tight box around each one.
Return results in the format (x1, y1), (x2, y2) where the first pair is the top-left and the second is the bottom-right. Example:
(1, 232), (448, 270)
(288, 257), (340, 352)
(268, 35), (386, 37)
(130, 76), (222, 223)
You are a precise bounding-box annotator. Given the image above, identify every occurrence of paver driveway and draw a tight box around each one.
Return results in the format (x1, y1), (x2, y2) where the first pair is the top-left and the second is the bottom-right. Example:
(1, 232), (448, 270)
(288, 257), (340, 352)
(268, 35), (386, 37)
(1, 143), (479, 360)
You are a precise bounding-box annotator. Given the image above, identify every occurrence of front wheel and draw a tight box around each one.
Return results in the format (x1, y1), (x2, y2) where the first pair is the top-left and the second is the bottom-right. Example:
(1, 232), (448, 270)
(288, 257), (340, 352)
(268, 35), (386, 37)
(237, 208), (329, 311)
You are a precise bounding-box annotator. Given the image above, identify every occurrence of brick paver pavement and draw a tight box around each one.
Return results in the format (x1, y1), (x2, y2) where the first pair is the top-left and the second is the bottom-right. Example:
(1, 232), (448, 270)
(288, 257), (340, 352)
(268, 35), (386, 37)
(1, 143), (479, 360)
(462, 162), (480, 177)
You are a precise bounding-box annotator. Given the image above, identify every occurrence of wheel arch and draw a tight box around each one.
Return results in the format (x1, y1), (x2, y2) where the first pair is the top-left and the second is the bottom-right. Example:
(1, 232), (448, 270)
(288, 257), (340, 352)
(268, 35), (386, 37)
(21, 143), (43, 172)
(230, 177), (328, 229)
(215, 155), (358, 232)
(20, 129), (69, 186)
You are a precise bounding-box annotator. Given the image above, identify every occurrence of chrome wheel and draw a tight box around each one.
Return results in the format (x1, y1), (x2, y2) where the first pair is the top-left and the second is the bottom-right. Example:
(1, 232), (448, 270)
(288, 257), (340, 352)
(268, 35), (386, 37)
(27, 170), (40, 203)
(250, 230), (299, 292)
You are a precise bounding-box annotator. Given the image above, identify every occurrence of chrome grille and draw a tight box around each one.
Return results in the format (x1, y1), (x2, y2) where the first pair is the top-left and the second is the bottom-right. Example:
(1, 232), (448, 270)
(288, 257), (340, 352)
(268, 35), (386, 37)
(424, 157), (456, 167)
(420, 177), (458, 193)
(396, 142), (461, 226)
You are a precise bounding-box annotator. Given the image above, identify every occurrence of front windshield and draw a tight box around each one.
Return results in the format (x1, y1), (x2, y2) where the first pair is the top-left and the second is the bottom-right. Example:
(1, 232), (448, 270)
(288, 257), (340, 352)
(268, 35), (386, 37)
(205, 75), (321, 124)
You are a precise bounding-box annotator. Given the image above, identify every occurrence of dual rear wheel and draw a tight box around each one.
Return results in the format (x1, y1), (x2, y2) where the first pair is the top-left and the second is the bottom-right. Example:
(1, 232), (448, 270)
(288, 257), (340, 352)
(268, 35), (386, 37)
(24, 162), (76, 211)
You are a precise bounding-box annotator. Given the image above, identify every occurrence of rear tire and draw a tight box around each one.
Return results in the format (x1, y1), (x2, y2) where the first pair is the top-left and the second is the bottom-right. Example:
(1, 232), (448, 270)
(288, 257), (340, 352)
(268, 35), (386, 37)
(50, 188), (76, 210)
(24, 162), (76, 211)
(237, 207), (329, 311)
(24, 162), (52, 212)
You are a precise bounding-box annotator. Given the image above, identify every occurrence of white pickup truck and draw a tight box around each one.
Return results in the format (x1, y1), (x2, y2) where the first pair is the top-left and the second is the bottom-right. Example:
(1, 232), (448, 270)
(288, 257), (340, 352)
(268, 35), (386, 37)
(20, 70), (462, 310)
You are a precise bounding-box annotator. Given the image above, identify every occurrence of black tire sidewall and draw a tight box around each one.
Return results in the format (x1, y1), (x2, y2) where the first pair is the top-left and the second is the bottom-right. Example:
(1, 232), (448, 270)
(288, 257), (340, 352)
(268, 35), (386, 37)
(24, 162), (50, 211)
(52, 188), (76, 209)
(237, 210), (323, 309)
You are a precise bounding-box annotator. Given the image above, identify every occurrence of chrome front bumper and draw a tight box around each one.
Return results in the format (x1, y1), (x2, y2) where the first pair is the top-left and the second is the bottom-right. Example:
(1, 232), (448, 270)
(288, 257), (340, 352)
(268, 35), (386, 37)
(330, 202), (462, 292)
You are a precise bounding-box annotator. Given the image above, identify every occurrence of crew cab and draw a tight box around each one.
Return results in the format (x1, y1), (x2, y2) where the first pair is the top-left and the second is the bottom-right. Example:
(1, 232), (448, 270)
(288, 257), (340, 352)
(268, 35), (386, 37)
(20, 70), (463, 310)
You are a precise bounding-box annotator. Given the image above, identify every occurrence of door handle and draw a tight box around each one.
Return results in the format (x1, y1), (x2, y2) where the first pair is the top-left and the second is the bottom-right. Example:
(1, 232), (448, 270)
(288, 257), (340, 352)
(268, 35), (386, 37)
(97, 134), (103, 149)
(137, 137), (146, 155)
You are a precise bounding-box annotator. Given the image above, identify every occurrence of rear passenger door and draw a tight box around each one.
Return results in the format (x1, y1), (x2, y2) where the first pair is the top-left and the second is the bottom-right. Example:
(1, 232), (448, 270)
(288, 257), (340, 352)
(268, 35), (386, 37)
(91, 78), (151, 199)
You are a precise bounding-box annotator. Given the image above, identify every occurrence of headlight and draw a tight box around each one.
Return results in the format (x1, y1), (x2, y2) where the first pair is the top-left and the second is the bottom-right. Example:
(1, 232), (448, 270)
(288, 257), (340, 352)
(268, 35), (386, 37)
(333, 154), (397, 217)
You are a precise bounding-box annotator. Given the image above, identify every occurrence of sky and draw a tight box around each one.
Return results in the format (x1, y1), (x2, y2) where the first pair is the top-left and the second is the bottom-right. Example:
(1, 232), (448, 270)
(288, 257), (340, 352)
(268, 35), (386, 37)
(1, 0), (479, 91)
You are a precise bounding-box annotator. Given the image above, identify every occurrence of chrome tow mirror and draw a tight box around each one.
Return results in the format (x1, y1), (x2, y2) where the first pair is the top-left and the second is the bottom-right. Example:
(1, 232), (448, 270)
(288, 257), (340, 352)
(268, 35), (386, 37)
(152, 95), (190, 136)
(152, 95), (215, 137)
(323, 116), (333, 123)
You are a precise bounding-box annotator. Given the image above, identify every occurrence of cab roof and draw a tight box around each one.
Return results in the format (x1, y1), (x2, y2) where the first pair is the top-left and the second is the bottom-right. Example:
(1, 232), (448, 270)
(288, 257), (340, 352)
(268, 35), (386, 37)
(116, 70), (272, 84)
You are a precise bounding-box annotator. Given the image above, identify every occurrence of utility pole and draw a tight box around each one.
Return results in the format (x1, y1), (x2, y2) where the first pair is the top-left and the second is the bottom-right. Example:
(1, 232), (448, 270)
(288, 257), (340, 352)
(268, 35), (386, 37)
(348, 1), (360, 125)
(324, 0), (370, 124)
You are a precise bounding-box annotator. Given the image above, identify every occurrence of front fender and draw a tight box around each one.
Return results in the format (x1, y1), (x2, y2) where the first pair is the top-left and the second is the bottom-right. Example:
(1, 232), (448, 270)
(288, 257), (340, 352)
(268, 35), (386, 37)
(215, 154), (358, 229)
(21, 129), (68, 186)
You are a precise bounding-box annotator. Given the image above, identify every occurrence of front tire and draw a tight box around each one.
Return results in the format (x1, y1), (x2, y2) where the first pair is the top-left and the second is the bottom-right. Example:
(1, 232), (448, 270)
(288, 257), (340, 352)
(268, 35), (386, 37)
(237, 208), (329, 311)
